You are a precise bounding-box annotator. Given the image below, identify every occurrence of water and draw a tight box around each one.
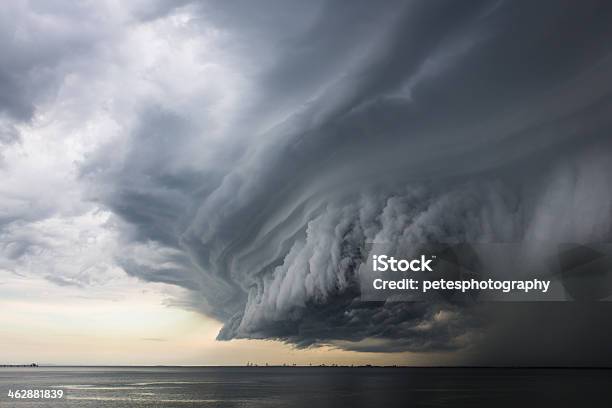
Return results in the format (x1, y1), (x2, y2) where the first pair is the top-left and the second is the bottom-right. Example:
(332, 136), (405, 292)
(1, 366), (611, 407)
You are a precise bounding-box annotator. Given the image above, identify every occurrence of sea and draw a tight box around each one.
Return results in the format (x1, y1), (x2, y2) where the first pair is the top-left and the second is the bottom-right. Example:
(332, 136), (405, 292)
(1, 366), (611, 407)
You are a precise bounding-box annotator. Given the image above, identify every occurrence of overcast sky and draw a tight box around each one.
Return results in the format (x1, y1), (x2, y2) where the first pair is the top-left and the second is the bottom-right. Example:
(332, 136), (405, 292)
(2, 0), (612, 366)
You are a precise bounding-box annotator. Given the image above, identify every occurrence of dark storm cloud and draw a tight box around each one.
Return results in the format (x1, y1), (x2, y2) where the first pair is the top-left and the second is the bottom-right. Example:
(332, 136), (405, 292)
(83, 107), (212, 246)
(0, 2), (109, 122)
(80, 0), (612, 358)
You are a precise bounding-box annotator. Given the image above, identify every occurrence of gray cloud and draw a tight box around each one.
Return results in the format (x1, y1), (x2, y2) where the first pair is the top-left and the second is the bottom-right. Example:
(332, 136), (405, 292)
(0, 2), (111, 121)
(3, 0), (612, 362)
(82, 0), (612, 356)
(45, 274), (85, 288)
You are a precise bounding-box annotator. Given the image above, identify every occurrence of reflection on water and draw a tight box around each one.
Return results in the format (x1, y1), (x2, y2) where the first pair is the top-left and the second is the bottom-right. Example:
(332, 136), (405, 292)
(1, 366), (611, 407)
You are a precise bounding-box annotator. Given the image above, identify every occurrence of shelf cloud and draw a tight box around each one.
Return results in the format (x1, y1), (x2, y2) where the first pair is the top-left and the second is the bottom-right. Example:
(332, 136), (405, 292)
(2, 0), (612, 362)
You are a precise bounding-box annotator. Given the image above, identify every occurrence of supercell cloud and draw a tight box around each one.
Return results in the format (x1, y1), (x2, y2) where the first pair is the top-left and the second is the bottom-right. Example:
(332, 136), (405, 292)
(3, 0), (612, 360)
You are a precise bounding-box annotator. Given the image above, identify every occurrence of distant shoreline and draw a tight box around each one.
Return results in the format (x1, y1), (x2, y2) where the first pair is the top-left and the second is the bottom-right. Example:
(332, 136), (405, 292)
(0, 364), (38, 368)
(2, 364), (612, 369)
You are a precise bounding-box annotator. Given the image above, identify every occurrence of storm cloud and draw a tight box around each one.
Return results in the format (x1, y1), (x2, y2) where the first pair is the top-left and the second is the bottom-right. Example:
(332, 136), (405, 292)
(3, 0), (612, 361)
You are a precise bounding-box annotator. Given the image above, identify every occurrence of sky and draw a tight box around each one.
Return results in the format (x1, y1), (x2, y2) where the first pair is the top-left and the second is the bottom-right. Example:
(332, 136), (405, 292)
(1, 0), (612, 366)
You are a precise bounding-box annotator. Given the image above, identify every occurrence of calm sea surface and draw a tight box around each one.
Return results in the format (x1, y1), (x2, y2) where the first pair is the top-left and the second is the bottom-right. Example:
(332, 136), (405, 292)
(1, 366), (611, 407)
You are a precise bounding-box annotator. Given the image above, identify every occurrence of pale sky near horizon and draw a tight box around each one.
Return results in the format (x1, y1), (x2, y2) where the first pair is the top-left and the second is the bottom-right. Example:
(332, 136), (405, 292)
(0, 273), (452, 366)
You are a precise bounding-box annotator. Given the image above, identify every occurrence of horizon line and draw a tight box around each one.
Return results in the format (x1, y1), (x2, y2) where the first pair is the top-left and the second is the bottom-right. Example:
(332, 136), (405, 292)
(3, 364), (612, 369)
